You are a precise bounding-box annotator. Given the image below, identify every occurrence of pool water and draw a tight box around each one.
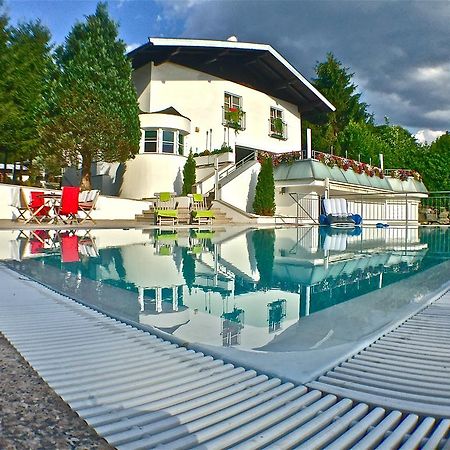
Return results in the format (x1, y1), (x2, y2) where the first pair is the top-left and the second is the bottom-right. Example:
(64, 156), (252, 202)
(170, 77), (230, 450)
(5, 226), (449, 352)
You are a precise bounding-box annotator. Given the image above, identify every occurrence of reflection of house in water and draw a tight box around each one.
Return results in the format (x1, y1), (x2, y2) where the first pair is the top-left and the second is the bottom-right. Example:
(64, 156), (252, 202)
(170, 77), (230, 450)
(1, 225), (439, 352)
(268, 299), (287, 333)
(221, 307), (245, 347)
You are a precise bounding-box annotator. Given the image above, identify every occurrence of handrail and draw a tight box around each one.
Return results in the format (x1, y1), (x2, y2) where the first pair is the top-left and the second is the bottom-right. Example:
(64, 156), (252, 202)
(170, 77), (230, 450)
(218, 151), (256, 181)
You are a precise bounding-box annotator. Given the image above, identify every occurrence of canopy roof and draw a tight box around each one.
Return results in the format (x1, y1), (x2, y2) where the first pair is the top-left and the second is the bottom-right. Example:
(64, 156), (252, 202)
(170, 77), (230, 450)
(128, 38), (335, 120)
(274, 159), (428, 194)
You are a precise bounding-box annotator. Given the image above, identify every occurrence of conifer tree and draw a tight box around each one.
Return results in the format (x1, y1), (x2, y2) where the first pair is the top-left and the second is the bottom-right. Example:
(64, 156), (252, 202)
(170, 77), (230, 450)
(253, 157), (275, 216)
(182, 151), (196, 195)
(304, 53), (371, 154)
(40, 2), (140, 190)
(9, 21), (53, 174)
(0, 11), (16, 153)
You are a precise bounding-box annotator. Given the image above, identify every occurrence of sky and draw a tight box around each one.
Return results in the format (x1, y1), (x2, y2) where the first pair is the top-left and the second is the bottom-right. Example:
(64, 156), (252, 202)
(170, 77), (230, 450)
(4, 0), (449, 143)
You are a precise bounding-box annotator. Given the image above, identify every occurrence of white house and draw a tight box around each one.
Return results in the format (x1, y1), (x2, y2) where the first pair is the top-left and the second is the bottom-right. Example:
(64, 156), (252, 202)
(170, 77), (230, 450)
(88, 37), (426, 224)
(96, 37), (333, 200)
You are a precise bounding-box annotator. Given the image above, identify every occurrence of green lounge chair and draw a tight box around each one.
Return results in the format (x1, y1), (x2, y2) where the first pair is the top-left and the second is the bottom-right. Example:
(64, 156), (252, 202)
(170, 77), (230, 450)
(154, 229), (178, 255)
(191, 193), (215, 225)
(155, 192), (178, 226)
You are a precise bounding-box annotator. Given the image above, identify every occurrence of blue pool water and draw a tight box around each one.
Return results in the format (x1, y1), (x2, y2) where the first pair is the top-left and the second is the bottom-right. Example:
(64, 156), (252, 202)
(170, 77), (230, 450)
(4, 226), (448, 347)
(4, 225), (450, 382)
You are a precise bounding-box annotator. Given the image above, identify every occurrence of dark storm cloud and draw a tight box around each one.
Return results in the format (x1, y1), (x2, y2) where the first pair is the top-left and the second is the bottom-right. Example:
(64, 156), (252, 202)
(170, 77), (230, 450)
(160, 0), (450, 133)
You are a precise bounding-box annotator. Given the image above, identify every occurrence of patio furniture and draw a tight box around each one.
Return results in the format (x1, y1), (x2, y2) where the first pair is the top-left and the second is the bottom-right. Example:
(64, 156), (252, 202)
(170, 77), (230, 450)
(189, 229), (215, 255)
(78, 190), (99, 223)
(155, 192), (178, 226)
(11, 188), (51, 224)
(55, 186), (80, 224)
(191, 193), (215, 226)
(321, 198), (361, 229)
(78, 231), (99, 258)
(154, 229), (178, 255)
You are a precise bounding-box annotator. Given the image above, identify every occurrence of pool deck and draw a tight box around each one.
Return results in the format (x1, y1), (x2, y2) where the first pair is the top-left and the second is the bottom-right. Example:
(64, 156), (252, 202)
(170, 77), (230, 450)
(1, 265), (449, 448)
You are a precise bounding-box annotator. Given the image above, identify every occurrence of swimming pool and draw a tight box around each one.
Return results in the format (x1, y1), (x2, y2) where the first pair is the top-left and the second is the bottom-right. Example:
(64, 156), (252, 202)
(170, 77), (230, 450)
(3, 226), (450, 382)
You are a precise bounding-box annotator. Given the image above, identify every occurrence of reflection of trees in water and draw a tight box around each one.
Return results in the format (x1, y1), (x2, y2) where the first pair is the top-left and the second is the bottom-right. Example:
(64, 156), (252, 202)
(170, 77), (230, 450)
(182, 248), (195, 293)
(252, 229), (275, 290)
(101, 247), (126, 279)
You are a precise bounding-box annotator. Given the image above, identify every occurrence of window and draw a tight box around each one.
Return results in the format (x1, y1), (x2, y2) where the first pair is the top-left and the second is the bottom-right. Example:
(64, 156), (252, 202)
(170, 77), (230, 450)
(223, 92), (245, 130)
(269, 107), (287, 140)
(224, 92), (241, 110)
(144, 130), (157, 152)
(143, 129), (185, 154)
(178, 134), (184, 155)
(162, 130), (175, 153)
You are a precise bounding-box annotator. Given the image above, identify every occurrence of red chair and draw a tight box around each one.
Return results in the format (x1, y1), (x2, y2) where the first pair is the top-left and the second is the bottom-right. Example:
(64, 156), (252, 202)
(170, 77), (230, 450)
(60, 233), (80, 263)
(56, 186), (80, 224)
(29, 191), (50, 222)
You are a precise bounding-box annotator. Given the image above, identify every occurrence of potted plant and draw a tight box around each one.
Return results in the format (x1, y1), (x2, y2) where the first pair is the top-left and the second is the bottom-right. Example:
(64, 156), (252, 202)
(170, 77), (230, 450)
(225, 107), (243, 130)
(271, 117), (284, 138)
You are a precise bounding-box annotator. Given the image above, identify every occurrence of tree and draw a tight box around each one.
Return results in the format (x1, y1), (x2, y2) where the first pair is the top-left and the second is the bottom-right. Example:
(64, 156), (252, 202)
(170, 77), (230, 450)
(419, 132), (450, 191)
(305, 53), (372, 154)
(253, 157), (275, 216)
(0, 12), (18, 159)
(252, 229), (275, 290)
(374, 119), (421, 170)
(39, 2), (140, 190)
(9, 21), (53, 178)
(182, 151), (196, 195)
(338, 120), (387, 164)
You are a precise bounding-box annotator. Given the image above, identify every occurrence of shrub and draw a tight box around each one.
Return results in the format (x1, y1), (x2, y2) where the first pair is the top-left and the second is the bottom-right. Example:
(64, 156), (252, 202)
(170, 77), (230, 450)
(253, 157), (275, 216)
(182, 151), (196, 195)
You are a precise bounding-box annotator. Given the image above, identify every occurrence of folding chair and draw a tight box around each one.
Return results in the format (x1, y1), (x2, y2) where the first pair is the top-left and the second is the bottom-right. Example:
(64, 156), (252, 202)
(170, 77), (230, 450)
(78, 190), (99, 223)
(60, 233), (80, 263)
(55, 186), (80, 224)
(11, 188), (49, 224)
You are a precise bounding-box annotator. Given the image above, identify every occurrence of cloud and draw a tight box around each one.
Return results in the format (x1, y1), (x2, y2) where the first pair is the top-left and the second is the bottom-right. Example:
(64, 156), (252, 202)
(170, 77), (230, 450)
(125, 42), (140, 53)
(414, 129), (446, 144)
(158, 0), (450, 132)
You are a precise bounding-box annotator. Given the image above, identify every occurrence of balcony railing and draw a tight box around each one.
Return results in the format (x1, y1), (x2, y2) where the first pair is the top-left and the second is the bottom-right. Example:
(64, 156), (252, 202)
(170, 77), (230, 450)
(268, 118), (288, 140)
(222, 106), (246, 131)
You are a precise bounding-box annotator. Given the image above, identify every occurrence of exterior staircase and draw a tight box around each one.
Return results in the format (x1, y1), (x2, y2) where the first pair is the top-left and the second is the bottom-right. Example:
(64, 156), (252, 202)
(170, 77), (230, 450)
(135, 205), (233, 225)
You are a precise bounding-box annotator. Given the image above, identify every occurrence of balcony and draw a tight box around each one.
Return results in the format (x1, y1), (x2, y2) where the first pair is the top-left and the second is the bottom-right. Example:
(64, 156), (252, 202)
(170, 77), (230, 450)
(269, 118), (288, 140)
(222, 106), (246, 131)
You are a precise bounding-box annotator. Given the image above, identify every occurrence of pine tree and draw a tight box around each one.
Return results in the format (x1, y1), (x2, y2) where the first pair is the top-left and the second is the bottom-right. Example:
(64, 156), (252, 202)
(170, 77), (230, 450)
(253, 157), (275, 216)
(39, 2), (140, 190)
(9, 21), (53, 178)
(252, 229), (275, 290)
(0, 12), (18, 160)
(182, 151), (196, 195)
(304, 53), (372, 154)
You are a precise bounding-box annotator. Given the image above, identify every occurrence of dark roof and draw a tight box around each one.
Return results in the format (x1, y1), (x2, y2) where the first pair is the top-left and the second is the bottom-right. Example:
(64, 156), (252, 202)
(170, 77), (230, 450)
(128, 38), (335, 120)
(139, 106), (191, 121)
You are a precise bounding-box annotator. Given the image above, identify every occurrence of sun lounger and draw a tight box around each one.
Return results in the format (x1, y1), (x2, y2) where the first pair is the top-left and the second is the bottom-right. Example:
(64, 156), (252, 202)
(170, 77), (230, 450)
(155, 192), (178, 226)
(191, 193), (215, 225)
(321, 198), (362, 229)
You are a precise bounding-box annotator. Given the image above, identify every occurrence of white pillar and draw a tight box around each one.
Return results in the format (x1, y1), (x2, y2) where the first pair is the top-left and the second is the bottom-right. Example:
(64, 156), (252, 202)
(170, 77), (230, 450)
(379, 153), (384, 171)
(138, 287), (144, 312)
(156, 287), (162, 313)
(306, 128), (312, 159)
(324, 177), (330, 199)
(214, 156), (219, 200)
(305, 286), (311, 317)
(172, 286), (178, 311)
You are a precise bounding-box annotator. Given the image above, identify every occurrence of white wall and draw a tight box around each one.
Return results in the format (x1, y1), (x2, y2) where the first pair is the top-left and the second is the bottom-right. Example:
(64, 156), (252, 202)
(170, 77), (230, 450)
(120, 153), (186, 199)
(132, 63), (152, 112)
(219, 161), (261, 213)
(141, 62), (302, 154)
